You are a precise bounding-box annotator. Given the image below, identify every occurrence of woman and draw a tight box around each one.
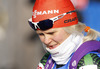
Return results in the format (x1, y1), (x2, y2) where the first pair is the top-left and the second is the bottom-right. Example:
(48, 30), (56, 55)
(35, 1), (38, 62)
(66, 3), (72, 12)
(28, 0), (100, 69)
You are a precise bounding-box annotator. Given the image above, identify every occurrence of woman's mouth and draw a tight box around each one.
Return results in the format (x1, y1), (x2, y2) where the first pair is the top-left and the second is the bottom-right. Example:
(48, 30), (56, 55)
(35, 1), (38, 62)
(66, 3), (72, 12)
(47, 44), (58, 49)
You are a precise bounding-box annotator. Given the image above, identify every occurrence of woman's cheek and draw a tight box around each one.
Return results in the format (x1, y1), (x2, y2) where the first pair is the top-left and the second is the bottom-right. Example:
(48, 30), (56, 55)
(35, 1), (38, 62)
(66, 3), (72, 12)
(53, 35), (64, 43)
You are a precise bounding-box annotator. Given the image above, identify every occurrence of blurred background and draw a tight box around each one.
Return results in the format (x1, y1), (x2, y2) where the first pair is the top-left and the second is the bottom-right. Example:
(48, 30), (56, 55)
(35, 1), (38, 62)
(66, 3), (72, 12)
(0, 0), (45, 69)
(0, 0), (100, 69)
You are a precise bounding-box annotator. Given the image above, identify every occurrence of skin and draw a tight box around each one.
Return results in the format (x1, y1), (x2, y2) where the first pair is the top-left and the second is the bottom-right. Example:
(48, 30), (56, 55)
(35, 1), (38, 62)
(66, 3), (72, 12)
(36, 28), (70, 49)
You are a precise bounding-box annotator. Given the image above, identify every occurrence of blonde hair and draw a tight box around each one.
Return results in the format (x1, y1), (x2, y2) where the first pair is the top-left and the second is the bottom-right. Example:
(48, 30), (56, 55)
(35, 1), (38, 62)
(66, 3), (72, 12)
(63, 22), (100, 42)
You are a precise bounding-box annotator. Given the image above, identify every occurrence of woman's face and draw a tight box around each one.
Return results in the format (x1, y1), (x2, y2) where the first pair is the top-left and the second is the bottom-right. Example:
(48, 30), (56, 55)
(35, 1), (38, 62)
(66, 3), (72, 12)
(36, 28), (70, 49)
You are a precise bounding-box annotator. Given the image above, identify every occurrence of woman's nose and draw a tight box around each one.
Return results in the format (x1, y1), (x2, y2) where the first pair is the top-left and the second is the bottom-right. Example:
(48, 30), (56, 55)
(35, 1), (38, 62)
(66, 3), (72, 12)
(43, 35), (52, 45)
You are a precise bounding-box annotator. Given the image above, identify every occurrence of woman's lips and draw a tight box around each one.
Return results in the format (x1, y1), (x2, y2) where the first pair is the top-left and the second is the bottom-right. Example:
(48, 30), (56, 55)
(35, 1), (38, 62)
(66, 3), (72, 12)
(47, 44), (58, 49)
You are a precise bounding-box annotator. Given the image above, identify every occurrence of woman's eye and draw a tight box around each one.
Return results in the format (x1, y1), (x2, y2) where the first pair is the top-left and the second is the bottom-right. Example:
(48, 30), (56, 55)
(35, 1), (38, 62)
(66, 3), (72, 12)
(47, 32), (55, 35)
(38, 33), (44, 36)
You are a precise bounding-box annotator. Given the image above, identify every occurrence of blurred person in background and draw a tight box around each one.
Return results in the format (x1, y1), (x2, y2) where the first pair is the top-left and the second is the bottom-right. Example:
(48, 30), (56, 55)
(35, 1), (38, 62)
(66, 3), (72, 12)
(28, 0), (100, 69)
(0, 1), (8, 41)
(71, 0), (89, 11)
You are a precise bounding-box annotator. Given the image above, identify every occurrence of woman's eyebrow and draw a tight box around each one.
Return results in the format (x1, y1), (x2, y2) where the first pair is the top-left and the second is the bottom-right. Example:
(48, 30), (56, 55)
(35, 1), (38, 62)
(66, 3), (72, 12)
(45, 31), (56, 34)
